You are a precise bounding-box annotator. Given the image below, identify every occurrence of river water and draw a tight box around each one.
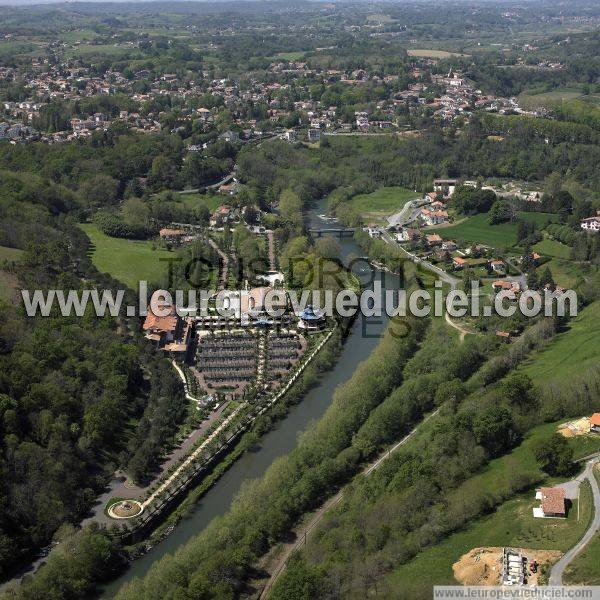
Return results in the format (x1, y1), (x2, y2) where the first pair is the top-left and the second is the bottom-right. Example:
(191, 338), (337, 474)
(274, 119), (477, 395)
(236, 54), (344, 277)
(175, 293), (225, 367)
(101, 199), (402, 597)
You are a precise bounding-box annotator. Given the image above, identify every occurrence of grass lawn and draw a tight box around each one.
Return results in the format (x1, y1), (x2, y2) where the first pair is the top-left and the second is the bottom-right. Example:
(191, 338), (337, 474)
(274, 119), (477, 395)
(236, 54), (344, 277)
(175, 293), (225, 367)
(347, 186), (417, 219)
(564, 465), (600, 585)
(177, 193), (222, 212)
(518, 301), (600, 382)
(79, 223), (174, 289)
(541, 258), (589, 289)
(431, 212), (556, 248)
(387, 421), (594, 595)
(533, 239), (571, 260)
(273, 51), (307, 60)
(520, 87), (585, 108)
(0, 245), (24, 262)
(407, 49), (469, 58)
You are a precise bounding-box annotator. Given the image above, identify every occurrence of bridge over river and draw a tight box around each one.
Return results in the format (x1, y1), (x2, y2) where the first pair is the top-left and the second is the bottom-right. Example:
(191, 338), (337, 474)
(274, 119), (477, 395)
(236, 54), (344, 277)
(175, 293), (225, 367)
(308, 227), (356, 238)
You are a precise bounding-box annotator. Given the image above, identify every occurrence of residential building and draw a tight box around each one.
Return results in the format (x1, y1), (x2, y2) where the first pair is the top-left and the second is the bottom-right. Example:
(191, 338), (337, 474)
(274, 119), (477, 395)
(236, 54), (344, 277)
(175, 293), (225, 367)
(581, 215), (600, 232)
(534, 487), (566, 518)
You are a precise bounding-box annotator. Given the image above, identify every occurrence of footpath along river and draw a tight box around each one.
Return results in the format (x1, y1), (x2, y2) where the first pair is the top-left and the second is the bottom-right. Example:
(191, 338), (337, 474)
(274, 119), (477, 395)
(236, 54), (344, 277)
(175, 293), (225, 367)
(101, 198), (403, 597)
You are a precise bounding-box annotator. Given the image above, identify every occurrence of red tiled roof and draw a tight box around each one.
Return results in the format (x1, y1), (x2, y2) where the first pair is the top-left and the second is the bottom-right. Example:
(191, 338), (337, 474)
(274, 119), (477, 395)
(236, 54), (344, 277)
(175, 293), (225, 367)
(159, 228), (185, 237)
(539, 487), (565, 516)
(143, 306), (178, 333)
(590, 413), (600, 427)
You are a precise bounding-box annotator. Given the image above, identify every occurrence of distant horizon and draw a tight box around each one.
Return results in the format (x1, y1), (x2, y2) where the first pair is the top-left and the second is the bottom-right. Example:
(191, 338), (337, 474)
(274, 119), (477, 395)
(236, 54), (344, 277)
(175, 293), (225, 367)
(0, 0), (543, 6)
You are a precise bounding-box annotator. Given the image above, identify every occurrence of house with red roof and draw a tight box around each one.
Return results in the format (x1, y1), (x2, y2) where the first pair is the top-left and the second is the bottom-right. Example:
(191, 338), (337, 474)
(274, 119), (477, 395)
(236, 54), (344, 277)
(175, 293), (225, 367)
(534, 487), (566, 518)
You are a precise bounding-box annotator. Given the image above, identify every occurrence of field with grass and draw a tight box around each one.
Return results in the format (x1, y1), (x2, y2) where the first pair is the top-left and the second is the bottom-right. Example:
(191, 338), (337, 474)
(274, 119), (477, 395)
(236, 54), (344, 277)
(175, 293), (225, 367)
(518, 301), (600, 382)
(347, 186), (417, 219)
(177, 193), (223, 212)
(407, 49), (469, 58)
(431, 212), (556, 248)
(0, 246), (24, 262)
(273, 51), (307, 60)
(386, 421), (594, 595)
(564, 466), (600, 585)
(79, 223), (174, 289)
(542, 258), (590, 289)
(520, 87), (585, 108)
(533, 239), (571, 260)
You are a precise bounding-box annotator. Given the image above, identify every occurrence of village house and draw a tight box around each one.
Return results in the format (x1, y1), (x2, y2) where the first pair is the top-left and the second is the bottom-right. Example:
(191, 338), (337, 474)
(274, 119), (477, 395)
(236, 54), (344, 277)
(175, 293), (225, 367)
(441, 240), (457, 252)
(453, 256), (467, 270)
(420, 207), (449, 226)
(426, 233), (443, 247)
(533, 487), (566, 518)
(580, 214), (600, 233)
(143, 292), (192, 359)
(159, 228), (187, 244)
(210, 205), (236, 227)
(433, 178), (458, 197)
(492, 280), (519, 293)
(589, 413), (600, 433)
(489, 259), (506, 274)
(307, 128), (321, 142)
(396, 227), (420, 244)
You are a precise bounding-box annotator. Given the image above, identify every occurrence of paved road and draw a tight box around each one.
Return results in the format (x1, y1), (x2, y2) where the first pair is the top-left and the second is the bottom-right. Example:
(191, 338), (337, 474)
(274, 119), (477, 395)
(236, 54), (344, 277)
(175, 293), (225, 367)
(549, 457), (600, 585)
(259, 408), (441, 598)
(386, 198), (425, 229)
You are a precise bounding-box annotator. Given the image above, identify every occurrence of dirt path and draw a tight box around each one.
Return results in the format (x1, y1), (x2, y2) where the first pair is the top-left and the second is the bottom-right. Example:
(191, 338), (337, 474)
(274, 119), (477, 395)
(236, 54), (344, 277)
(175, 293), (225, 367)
(207, 237), (229, 290)
(258, 408), (441, 598)
(445, 312), (474, 342)
(266, 230), (276, 271)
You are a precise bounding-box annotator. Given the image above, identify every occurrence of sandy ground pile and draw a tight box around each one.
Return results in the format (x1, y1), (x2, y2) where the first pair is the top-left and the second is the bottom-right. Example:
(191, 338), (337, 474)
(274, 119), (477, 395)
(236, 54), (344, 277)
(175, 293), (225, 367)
(453, 547), (562, 586)
(558, 417), (591, 438)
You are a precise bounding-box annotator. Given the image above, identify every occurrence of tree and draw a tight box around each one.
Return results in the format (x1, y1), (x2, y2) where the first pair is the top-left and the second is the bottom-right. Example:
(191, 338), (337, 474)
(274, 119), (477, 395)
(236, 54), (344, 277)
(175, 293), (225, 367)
(79, 175), (119, 208)
(488, 200), (515, 225)
(538, 266), (555, 291)
(278, 189), (303, 231)
(471, 405), (516, 457)
(532, 433), (574, 476)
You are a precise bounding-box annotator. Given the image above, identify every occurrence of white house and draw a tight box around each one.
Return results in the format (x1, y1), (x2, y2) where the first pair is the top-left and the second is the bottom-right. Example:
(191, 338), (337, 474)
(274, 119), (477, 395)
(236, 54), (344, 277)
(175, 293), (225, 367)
(581, 216), (600, 232)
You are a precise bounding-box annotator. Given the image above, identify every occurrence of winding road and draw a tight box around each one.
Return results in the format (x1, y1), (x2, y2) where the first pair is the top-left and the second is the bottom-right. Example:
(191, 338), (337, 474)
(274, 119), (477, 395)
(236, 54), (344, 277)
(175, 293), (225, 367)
(549, 457), (600, 585)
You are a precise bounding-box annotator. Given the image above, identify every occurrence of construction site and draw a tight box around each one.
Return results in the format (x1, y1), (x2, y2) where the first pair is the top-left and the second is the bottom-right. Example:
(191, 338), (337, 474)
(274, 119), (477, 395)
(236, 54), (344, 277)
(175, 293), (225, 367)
(453, 547), (562, 586)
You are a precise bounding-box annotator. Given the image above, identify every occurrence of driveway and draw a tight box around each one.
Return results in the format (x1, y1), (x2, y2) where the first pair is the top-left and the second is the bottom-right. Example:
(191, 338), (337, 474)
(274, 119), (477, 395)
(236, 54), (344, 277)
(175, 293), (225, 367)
(549, 457), (600, 585)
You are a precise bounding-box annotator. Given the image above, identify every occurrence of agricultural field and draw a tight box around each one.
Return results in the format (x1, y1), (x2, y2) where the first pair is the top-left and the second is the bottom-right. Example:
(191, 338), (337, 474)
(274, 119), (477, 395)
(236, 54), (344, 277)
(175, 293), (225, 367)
(431, 212), (556, 248)
(79, 223), (174, 289)
(386, 421), (595, 595)
(519, 87), (586, 108)
(518, 301), (600, 382)
(407, 49), (469, 58)
(273, 51), (307, 61)
(347, 186), (417, 220)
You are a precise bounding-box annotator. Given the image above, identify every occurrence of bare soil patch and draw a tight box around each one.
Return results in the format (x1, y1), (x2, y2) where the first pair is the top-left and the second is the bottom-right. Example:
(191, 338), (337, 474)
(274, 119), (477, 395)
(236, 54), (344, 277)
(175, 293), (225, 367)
(453, 547), (562, 586)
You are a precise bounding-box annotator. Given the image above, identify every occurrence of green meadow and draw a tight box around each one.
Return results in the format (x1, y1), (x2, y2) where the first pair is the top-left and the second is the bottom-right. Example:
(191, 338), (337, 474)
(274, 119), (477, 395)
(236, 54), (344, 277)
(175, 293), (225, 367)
(386, 421), (595, 594)
(518, 301), (600, 381)
(533, 239), (571, 260)
(348, 186), (417, 216)
(432, 212), (556, 248)
(0, 245), (24, 262)
(79, 223), (173, 289)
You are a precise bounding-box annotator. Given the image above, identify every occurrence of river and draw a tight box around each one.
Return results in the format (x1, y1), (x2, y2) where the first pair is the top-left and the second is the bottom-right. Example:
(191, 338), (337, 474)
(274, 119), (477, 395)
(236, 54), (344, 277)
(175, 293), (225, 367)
(100, 198), (402, 597)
